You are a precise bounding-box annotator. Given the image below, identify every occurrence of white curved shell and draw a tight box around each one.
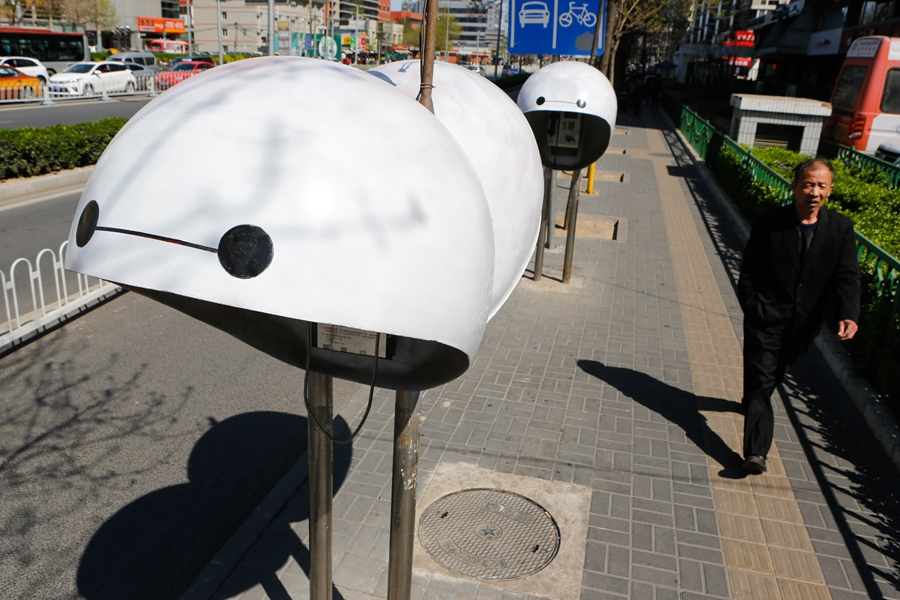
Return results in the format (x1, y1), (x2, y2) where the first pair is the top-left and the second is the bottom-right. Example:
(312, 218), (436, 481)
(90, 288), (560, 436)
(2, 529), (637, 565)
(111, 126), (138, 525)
(65, 57), (494, 365)
(370, 60), (543, 319)
(517, 60), (617, 125)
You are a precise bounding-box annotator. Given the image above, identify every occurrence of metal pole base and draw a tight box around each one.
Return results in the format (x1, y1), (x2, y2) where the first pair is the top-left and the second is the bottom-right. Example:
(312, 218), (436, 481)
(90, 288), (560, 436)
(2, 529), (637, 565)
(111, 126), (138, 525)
(533, 166), (552, 282)
(308, 372), (334, 600)
(387, 390), (421, 600)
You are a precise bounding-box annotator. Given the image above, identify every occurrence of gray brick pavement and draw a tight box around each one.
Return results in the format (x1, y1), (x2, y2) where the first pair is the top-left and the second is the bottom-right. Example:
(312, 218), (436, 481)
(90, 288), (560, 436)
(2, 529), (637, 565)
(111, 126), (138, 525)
(202, 109), (900, 600)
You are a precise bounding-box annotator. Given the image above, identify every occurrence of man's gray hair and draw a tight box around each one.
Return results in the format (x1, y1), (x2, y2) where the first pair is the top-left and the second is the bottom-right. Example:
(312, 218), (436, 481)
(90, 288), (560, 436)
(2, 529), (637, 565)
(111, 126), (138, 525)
(792, 159), (835, 184)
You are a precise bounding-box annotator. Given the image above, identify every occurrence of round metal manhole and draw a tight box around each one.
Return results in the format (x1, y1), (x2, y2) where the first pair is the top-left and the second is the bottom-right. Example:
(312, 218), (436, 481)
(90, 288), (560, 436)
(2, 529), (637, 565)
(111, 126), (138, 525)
(419, 488), (560, 581)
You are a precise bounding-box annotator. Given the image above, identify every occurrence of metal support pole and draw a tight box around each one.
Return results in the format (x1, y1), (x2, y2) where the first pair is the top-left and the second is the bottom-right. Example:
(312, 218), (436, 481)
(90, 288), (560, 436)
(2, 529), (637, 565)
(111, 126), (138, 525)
(562, 169), (583, 284)
(387, 390), (422, 600)
(533, 166), (551, 281)
(308, 372), (334, 600)
(40, 79), (55, 105)
(586, 163), (595, 194)
(418, 0), (438, 113)
(545, 169), (557, 248)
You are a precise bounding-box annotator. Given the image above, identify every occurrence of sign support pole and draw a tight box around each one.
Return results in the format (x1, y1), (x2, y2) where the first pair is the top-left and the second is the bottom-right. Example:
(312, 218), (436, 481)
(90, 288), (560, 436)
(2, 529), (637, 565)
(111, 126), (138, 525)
(387, 390), (422, 600)
(308, 372), (334, 600)
(562, 169), (582, 283)
(533, 166), (552, 281)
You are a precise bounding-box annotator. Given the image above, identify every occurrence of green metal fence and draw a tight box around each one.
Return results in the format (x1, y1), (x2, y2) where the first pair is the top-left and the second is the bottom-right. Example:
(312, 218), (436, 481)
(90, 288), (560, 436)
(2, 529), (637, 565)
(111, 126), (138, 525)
(663, 93), (900, 404)
(819, 139), (900, 189)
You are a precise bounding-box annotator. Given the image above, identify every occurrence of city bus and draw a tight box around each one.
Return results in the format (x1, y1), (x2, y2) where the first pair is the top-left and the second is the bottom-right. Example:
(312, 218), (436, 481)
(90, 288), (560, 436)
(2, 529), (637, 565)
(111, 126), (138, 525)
(147, 39), (188, 53)
(0, 26), (90, 75)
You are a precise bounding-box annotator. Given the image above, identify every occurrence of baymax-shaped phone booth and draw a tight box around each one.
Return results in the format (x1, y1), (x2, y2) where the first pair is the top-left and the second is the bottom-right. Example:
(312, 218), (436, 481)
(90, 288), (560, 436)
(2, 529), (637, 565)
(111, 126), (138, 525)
(65, 57), (542, 599)
(517, 61), (618, 283)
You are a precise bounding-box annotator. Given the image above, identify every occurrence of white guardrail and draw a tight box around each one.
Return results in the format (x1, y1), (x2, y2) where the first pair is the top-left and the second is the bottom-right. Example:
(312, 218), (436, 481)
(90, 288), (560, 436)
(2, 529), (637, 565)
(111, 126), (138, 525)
(1, 240), (120, 348)
(0, 71), (191, 105)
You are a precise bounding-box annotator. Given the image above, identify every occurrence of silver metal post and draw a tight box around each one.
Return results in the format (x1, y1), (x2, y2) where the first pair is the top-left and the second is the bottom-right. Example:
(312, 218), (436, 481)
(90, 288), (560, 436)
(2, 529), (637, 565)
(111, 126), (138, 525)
(562, 169), (583, 284)
(533, 166), (551, 281)
(545, 169), (557, 249)
(308, 372), (333, 600)
(387, 390), (421, 600)
(40, 79), (54, 105)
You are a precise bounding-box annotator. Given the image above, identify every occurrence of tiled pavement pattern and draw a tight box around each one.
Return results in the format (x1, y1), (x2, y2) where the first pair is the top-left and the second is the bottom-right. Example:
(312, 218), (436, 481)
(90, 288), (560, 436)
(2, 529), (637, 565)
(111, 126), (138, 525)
(207, 109), (900, 600)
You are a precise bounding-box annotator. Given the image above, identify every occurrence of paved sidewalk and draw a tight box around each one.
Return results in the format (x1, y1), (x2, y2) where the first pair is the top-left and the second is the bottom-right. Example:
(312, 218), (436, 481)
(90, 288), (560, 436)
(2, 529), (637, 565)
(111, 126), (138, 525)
(199, 109), (900, 600)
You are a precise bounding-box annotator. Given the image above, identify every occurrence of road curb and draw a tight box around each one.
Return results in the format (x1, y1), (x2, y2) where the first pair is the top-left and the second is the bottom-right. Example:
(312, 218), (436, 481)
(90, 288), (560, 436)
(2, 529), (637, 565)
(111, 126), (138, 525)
(667, 116), (900, 476)
(0, 167), (93, 205)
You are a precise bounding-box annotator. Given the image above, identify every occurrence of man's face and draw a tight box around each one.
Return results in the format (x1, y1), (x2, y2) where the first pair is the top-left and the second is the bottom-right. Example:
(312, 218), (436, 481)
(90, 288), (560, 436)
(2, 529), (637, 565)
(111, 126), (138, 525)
(792, 165), (833, 220)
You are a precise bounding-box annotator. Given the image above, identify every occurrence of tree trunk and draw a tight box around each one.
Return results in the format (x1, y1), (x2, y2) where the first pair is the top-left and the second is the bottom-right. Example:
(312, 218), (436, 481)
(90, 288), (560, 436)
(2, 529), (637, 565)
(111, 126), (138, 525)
(599, 0), (621, 88)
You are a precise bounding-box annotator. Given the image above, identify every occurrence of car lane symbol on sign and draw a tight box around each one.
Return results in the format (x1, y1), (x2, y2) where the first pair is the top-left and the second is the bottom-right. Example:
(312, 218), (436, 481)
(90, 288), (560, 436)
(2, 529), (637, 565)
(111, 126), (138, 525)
(509, 0), (605, 56)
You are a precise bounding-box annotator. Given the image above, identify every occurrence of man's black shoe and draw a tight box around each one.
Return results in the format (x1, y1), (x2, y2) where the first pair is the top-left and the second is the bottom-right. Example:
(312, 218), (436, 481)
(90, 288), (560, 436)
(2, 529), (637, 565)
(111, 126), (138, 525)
(742, 455), (767, 474)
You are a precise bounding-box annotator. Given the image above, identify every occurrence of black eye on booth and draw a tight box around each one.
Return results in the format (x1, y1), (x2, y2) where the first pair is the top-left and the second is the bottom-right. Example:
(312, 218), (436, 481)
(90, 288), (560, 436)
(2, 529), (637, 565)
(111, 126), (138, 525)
(576, 99), (586, 108)
(536, 96), (545, 105)
(76, 200), (100, 248)
(218, 224), (274, 279)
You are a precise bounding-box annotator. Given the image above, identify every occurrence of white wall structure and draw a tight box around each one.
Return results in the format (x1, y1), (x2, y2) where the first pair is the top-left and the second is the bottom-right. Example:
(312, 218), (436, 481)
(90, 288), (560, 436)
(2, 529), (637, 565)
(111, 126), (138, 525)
(370, 60), (543, 318)
(729, 94), (831, 155)
(65, 57), (497, 389)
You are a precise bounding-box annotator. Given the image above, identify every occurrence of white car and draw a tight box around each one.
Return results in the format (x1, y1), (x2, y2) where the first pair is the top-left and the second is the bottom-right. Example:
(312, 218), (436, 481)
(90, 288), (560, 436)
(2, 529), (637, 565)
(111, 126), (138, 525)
(874, 133), (900, 164)
(49, 61), (137, 96)
(519, 1), (550, 27)
(0, 57), (50, 84)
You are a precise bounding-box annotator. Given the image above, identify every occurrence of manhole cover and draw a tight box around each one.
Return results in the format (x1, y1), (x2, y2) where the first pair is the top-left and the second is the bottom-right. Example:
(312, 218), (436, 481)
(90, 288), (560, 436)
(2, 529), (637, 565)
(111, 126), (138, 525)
(419, 489), (560, 581)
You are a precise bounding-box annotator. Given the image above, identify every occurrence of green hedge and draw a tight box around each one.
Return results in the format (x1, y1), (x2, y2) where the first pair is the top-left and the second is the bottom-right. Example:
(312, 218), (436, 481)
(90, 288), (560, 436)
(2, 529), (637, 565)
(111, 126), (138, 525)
(0, 118), (129, 180)
(744, 147), (900, 259)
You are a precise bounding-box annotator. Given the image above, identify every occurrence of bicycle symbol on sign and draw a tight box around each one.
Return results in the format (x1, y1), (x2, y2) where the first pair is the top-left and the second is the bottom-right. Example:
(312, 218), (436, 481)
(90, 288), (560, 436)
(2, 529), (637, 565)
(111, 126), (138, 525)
(558, 2), (597, 27)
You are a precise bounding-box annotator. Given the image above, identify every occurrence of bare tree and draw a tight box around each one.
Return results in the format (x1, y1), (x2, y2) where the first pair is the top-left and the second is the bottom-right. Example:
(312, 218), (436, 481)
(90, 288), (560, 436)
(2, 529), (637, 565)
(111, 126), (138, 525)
(64, 0), (117, 47)
(1, 0), (24, 24)
(599, 0), (691, 88)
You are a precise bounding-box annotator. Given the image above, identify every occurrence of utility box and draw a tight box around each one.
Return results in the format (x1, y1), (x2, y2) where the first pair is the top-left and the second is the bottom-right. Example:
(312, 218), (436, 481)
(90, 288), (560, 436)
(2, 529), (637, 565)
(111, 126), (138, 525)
(730, 94), (831, 155)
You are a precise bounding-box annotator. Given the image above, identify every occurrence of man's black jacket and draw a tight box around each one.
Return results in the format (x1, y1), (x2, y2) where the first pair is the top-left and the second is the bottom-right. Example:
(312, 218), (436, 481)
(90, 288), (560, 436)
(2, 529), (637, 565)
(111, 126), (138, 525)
(738, 204), (860, 344)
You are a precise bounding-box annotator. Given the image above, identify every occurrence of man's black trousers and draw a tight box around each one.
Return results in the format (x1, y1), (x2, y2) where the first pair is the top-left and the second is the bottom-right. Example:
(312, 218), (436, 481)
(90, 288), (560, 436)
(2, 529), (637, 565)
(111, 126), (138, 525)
(742, 323), (802, 459)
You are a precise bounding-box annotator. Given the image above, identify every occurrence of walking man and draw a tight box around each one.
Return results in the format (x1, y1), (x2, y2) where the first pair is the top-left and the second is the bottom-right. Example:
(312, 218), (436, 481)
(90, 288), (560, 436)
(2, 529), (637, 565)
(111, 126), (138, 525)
(738, 159), (860, 474)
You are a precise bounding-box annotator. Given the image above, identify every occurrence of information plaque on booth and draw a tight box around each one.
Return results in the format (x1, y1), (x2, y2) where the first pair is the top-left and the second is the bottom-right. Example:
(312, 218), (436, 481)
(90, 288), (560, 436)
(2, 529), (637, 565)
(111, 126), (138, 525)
(316, 324), (388, 358)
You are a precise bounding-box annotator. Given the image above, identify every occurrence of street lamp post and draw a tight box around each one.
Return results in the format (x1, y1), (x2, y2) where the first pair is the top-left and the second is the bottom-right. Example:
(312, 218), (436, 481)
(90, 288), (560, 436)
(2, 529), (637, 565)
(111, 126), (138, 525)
(216, 0), (224, 63)
(268, 0), (275, 55)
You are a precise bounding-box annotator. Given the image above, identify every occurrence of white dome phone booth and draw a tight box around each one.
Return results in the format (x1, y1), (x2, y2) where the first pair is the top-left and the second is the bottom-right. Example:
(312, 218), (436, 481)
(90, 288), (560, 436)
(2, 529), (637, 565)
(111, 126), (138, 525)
(66, 57), (542, 599)
(516, 61), (618, 283)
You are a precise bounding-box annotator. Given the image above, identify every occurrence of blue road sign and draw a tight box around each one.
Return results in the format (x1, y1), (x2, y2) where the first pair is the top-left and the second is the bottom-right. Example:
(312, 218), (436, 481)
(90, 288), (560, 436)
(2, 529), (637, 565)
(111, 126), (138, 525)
(508, 0), (606, 56)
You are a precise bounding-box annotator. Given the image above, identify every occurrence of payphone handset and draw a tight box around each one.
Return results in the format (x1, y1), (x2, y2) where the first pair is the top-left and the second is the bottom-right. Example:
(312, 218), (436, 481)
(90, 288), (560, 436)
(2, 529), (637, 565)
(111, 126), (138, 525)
(548, 112), (583, 153)
(517, 61), (618, 170)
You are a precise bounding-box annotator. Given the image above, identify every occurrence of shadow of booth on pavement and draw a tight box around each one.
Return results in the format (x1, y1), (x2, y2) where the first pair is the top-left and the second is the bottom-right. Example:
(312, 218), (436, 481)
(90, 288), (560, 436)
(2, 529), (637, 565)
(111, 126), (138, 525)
(77, 410), (351, 600)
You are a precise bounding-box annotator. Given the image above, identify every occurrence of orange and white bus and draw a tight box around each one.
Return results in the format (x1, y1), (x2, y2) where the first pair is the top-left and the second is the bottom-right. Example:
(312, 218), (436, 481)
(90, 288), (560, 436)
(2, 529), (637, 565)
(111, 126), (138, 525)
(147, 39), (188, 53)
(0, 26), (89, 75)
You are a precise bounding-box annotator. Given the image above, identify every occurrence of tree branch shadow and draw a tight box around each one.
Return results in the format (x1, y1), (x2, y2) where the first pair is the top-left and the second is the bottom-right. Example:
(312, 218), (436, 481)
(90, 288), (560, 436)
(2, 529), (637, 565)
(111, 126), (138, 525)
(76, 412), (351, 600)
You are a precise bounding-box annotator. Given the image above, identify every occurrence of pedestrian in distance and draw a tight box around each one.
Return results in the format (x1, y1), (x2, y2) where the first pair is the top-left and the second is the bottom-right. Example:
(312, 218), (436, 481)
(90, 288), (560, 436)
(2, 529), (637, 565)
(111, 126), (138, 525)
(737, 158), (861, 474)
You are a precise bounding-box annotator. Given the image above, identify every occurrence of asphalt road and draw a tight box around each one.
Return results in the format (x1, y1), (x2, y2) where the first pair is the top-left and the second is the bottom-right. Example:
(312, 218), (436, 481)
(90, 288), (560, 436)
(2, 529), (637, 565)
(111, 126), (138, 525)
(0, 97), (151, 129)
(0, 190), (81, 272)
(0, 193), (362, 600)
